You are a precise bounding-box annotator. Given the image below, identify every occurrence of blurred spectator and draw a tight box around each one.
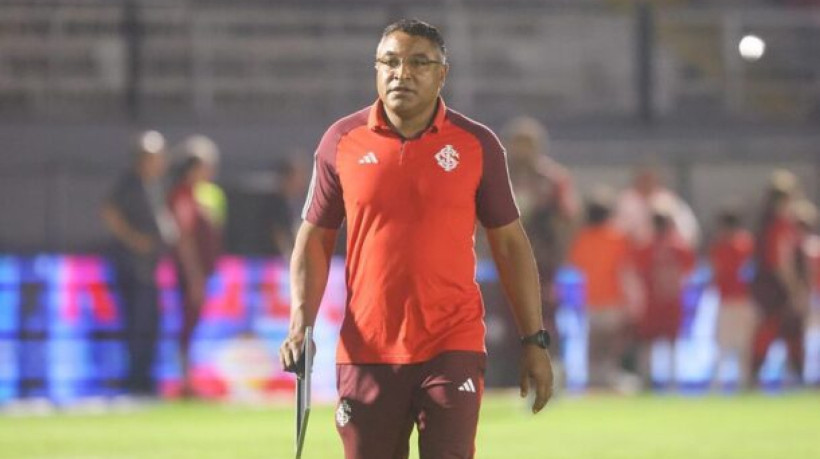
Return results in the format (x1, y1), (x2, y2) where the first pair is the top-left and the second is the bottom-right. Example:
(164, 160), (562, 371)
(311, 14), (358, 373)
(708, 205), (756, 389)
(632, 196), (696, 388)
(169, 135), (226, 396)
(267, 157), (310, 259)
(225, 156), (308, 258)
(750, 170), (804, 382)
(614, 164), (700, 249)
(503, 116), (579, 344)
(101, 130), (176, 397)
(568, 187), (633, 390)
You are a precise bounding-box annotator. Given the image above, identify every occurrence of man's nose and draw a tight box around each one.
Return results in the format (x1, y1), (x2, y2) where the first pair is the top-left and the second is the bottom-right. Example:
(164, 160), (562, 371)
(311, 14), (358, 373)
(394, 61), (412, 79)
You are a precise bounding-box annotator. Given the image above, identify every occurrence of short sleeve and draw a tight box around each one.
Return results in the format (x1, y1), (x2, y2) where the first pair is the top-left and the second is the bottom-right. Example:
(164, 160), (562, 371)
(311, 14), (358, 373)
(301, 128), (346, 229)
(475, 130), (519, 228)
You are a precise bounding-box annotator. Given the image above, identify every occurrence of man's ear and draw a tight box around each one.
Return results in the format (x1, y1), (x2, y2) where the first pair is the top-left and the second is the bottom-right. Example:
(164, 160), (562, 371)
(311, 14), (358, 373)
(440, 64), (449, 90)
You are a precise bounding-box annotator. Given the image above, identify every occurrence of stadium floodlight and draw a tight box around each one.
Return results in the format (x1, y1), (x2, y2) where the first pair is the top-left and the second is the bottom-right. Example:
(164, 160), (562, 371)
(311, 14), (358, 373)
(284, 327), (313, 459)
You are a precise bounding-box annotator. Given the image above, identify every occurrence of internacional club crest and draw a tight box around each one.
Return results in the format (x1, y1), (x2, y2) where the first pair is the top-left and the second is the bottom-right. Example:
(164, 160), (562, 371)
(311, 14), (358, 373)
(434, 144), (459, 172)
(336, 399), (352, 427)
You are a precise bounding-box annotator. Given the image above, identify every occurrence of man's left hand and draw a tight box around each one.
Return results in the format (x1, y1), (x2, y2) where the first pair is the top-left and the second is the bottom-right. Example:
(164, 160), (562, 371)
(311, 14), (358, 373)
(519, 346), (554, 414)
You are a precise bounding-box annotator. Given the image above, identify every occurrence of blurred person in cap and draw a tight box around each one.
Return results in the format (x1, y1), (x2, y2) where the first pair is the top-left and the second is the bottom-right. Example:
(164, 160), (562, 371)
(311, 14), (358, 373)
(101, 130), (176, 398)
(631, 195), (696, 389)
(503, 116), (579, 353)
(168, 134), (227, 397)
(750, 169), (804, 383)
(279, 18), (554, 459)
(708, 204), (756, 390)
(614, 163), (700, 249)
(568, 186), (633, 391)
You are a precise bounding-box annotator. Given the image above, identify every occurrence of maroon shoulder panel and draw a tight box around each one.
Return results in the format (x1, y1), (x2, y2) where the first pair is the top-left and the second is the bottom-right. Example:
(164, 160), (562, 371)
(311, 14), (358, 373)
(301, 107), (369, 228)
(448, 109), (520, 228)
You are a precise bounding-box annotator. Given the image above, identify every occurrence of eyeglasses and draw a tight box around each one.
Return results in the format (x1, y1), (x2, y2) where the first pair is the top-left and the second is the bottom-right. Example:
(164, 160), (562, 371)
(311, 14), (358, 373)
(375, 56), (445, 72)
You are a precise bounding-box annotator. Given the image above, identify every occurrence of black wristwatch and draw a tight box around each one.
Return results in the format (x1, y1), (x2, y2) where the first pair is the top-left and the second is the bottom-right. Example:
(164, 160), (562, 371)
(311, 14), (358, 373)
(520, 329), (551, 349)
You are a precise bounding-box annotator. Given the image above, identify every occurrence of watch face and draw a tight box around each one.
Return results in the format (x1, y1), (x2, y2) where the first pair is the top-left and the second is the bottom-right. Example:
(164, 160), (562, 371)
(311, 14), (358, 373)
(522, 330), (549, 349)
(536, 330), (550, 348)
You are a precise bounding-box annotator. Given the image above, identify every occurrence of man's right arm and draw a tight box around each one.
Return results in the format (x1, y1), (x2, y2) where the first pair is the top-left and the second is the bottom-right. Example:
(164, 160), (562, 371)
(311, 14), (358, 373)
(101, 202), (154, 254)
(279, 220), (338, 370)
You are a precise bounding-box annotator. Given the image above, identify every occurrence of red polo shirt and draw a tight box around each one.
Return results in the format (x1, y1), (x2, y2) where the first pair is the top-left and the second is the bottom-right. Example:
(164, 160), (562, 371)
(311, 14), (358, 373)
(303, 98), (519, 364)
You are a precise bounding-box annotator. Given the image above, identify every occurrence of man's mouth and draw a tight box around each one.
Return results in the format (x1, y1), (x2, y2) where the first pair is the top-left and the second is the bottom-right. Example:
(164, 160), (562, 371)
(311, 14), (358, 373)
(389, 87), (414, 94)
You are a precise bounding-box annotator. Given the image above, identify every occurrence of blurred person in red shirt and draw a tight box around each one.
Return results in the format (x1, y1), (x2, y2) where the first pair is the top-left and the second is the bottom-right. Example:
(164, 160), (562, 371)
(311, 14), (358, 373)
(632, 196), (696, 388)
(750, 170), (804, 381)
(503, 116), (579, 346)
(708, 205), (756, 389)
(568, 187), (633, 390)
(169, 135), (226, 397)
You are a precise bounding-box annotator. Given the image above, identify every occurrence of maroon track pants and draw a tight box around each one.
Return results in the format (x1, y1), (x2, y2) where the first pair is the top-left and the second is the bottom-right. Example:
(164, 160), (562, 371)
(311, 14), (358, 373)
(335, 351), (486, 459)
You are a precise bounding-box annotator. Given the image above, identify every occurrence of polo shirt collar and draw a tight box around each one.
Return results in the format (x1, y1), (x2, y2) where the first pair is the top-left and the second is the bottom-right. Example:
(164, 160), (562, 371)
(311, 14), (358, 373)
(368, 97), (447, 136)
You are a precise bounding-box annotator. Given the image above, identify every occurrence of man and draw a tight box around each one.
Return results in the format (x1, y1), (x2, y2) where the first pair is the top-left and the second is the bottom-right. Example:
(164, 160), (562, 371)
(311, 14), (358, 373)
(503, 116), (579, 346)
(102, 130), (176, 397)
(279, 19), (553, 459)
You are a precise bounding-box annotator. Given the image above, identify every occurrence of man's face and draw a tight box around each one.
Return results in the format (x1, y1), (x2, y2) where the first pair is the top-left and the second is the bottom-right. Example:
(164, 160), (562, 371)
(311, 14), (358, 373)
(375, 31), (447, 120)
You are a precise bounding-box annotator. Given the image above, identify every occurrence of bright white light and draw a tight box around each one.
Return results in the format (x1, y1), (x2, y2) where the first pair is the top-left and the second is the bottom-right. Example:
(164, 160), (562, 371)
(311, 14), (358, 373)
(738, 35), (766, 62)
(140, 130), (165, 154)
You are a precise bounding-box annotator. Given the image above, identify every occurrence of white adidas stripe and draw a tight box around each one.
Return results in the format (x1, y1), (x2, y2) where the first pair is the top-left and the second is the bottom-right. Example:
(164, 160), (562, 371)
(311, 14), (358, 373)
(358, 152), (378, 164)
(458, 378), (476, 393)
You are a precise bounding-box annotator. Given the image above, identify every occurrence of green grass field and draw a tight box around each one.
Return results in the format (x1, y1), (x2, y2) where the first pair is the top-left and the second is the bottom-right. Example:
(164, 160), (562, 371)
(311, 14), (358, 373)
(1, 392), (818, 459)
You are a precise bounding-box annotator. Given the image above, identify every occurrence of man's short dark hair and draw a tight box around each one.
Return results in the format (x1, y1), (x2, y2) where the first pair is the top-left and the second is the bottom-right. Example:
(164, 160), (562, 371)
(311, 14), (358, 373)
(382, 19), (446, 58)
(717, 207), (742, 229)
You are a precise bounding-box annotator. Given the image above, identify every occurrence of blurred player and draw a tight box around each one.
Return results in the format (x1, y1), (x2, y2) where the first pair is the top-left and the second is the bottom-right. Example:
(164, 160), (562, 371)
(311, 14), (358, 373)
(169, 135), (226, 397)
(568, 188), (632, 390)
(632, 197), (696, 388)
(279, 19), (553, 459)
(708, 205), (756, 389)
(751, 170), (803, 383)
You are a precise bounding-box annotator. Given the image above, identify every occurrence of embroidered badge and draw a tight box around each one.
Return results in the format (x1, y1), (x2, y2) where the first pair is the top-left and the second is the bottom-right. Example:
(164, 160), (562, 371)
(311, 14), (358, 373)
(336, 399), (352, 427)
(434, 144), (460, 172)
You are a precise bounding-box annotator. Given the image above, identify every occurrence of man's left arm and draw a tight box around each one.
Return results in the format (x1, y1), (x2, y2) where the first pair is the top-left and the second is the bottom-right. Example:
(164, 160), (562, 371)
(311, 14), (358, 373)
(486, 219), (554, 413)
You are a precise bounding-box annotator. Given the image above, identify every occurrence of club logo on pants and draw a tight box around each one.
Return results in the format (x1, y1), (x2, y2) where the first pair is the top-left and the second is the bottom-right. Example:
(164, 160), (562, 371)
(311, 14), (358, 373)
(336, 399), (352, 427)
(434, 145), (459, 172)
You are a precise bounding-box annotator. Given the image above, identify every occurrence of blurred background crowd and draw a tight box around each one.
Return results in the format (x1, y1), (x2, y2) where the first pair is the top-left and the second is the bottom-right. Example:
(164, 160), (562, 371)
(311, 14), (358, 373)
(1, 0), (820, 405)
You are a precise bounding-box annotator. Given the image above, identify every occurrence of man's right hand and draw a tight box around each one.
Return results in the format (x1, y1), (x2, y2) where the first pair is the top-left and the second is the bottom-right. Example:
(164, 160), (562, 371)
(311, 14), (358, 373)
(280, 330), (308, 372)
